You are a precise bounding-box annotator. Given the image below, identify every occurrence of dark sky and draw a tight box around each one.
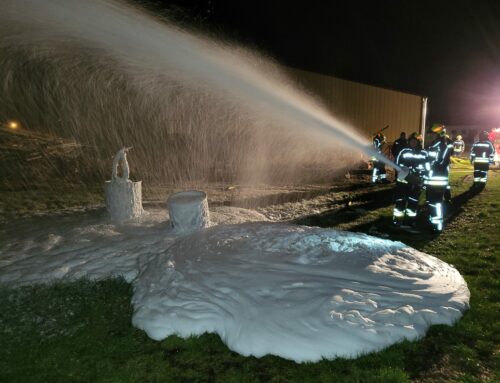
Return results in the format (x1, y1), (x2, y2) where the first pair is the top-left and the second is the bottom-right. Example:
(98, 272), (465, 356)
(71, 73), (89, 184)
(150, 0), (500, 126)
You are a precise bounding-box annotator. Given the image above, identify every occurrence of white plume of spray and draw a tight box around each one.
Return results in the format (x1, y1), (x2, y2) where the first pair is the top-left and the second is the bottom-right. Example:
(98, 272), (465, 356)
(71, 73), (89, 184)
(2, 0), (401, 176)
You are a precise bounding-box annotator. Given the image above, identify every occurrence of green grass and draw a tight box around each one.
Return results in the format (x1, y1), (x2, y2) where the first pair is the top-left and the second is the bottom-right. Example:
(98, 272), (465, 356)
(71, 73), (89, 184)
(0, 185), (103, 221)
(0, 169), (499, 382)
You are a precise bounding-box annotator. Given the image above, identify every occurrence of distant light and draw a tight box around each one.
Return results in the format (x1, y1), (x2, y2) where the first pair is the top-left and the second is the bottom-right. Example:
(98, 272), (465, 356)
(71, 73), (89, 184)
(493, 127), (500, 133)
(8, 121), (19, 129)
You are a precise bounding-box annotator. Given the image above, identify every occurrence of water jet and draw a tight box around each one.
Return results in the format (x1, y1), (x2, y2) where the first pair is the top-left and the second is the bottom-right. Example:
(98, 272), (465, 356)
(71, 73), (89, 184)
(0, 0), (470, 364)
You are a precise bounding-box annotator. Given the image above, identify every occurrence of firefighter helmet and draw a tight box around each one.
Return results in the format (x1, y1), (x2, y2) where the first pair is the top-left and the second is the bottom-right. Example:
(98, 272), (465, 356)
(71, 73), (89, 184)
(408, 132), (422, 147)
(456, 135), (462, 140)
(431, 123), (445, 134)
(409, 132), (422, 141)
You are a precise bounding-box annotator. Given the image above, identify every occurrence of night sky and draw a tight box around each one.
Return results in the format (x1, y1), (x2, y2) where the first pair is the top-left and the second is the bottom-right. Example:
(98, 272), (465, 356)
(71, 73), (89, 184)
(148, 0), (500, 127)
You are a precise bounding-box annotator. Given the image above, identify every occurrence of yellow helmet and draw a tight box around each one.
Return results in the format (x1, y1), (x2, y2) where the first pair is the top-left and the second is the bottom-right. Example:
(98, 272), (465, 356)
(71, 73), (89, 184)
(431, 123), (445, 134)
(409, 132), (422, 142)
(456, 135), (462, 140)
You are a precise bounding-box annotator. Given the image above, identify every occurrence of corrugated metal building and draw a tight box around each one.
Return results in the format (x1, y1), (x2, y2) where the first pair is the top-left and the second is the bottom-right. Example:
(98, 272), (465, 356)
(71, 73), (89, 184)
(286, 67), (427, 144)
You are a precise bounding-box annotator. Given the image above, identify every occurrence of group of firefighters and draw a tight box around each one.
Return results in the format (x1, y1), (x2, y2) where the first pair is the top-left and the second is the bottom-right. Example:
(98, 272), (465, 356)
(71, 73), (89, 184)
(371, 126), (496, 233)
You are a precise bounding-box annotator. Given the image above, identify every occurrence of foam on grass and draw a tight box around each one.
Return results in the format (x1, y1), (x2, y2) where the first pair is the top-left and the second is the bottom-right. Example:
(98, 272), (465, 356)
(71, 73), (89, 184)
(0, 210), (469, 362)
(132, 222), (469, 361)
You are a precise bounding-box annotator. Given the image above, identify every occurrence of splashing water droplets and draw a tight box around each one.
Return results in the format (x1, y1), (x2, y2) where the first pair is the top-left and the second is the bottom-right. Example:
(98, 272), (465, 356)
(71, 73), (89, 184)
(1, 0), (400, 189)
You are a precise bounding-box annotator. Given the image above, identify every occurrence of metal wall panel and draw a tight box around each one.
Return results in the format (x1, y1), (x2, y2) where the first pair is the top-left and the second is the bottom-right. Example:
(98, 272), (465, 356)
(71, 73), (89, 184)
(286, 68), (424, 143)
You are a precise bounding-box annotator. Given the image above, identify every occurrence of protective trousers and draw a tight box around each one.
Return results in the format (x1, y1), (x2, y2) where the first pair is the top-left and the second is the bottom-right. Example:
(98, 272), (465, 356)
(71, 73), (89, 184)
(393, 182), (420, 224)
(444, 184), (452, 202)
(426, 186), (446, 232)
(371, 160), (387, 183)
(473, 162), (490, 184)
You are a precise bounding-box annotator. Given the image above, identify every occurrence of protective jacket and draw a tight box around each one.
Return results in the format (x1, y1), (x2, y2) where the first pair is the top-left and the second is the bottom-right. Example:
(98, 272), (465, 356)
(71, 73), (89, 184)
(391, 137), (408, 158)
(392, 147), (430, 225)
(371, 134), (387, 183)
(373, 135), (384, 151)
(453, 139), (465, 155)
(425, 137), (453, 232)
(396, 147), (430, 180)
(470, 140), (495, 164)
(470, 140), (495, 184)
(427, 137), (453, 177)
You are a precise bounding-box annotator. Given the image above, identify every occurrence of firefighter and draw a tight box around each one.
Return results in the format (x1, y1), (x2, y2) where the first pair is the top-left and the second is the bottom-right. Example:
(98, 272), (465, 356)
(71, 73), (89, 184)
(391, 132), (408, 159)
(392, 133), (429, 227)
(392, 132), (409, 181)
(428, 127), (454, 202)
(470, 131), (496, 186)
(453, 134), (465, 156)
(425, 129), (453, 232)
(371, 132), (388, 183)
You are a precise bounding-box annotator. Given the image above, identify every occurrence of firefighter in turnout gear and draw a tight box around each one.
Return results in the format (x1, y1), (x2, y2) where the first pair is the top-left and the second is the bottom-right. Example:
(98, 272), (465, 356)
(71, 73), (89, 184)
(429, 127), (454, 202)
(470, 131), (496, 186)
(392, 133), (429, 227)
(391, 132), (408, 159)
(371, 132), (388, 183)
(425, 129), (454, 232)
(453, 135), (465, 156)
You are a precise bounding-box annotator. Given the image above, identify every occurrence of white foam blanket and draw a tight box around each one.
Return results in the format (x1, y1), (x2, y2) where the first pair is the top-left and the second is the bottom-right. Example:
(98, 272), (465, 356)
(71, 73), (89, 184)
(132, 223), (469, 361)
(0, 207), (266, 285)
(0, 211), (469, 362)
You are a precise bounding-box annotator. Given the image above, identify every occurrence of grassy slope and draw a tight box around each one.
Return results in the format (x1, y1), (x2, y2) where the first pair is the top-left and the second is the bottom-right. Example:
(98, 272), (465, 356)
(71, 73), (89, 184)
(0, 168), (498, 383)
(0, 185), (103, 222)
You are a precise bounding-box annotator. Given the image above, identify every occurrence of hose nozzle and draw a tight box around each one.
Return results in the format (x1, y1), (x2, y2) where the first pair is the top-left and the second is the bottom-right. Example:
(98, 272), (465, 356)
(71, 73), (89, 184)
(397, 166), (410, 181)
(398, 166), (420, 185)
